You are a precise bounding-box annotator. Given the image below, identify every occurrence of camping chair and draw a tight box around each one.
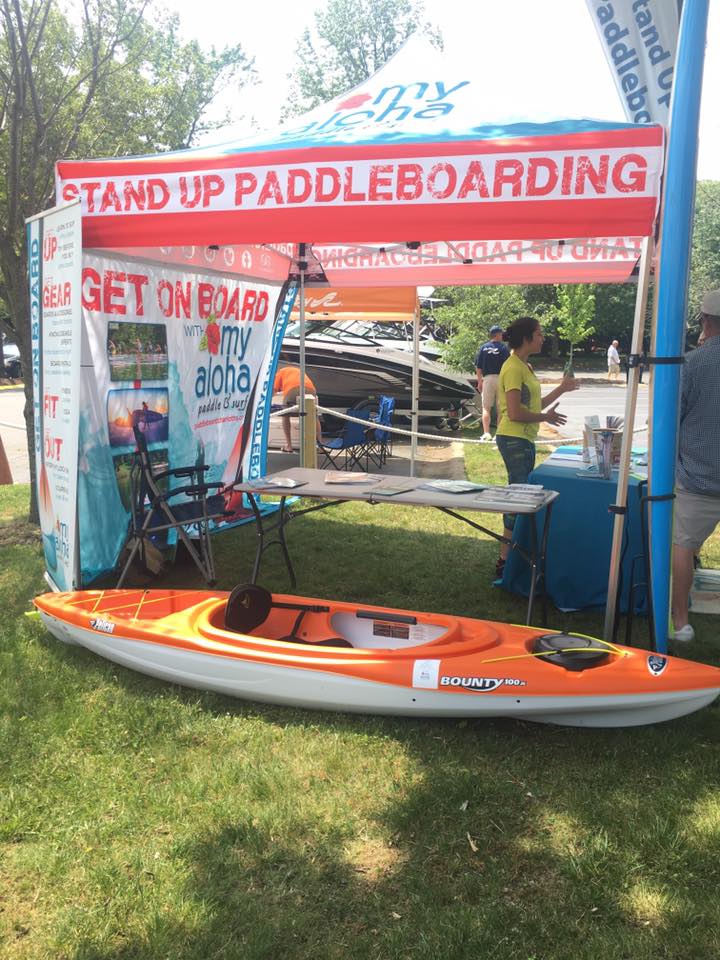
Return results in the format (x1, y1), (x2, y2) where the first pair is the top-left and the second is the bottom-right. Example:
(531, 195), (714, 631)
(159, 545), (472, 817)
(317, 407), (372, 470)
(117, 425), (229, 586)
(366, 395), (395, 469)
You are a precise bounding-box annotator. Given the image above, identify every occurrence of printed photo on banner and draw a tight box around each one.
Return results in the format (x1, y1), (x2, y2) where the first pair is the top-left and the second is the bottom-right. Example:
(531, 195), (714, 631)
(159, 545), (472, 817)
(107, 387), (169, 447)
(107, 321), (168, 382)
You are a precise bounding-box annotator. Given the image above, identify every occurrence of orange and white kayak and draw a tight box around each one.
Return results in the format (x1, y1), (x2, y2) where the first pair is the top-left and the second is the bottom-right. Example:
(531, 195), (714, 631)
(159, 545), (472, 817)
(34, 586), (720, 728)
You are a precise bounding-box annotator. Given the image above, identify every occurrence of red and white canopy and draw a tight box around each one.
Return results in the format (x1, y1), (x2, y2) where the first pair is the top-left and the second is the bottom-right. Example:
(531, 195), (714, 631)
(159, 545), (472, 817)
(57, 36), (663, 258)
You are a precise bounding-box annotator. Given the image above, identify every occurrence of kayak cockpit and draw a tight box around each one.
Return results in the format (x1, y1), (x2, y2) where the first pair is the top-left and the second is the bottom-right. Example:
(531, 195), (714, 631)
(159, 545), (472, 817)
(200, 584), (499, 655)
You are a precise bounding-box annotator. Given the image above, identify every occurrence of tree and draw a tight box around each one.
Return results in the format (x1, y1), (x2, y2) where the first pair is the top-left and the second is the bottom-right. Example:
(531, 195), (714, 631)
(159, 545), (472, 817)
(548, 285), (596, 368)
(0, 0), (254, 520)
(431, 286), (528, 373)
(285, 0), (441, 115)
(689, 180), (720, 319)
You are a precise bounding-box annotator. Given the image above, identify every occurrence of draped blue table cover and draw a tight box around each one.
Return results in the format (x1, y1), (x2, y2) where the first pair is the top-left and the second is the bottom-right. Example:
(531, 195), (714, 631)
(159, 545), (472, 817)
(501, 460), (647, 614)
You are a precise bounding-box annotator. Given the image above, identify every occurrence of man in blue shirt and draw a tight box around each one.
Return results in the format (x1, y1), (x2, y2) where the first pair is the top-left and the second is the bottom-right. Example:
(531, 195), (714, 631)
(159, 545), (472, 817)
(671, 289), (720, 643)
(475, 325), (510, 441)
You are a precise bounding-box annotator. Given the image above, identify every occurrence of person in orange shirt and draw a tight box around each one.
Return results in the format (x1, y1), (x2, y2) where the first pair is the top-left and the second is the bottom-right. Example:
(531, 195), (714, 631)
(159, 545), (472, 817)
(273, 366), (321, 452)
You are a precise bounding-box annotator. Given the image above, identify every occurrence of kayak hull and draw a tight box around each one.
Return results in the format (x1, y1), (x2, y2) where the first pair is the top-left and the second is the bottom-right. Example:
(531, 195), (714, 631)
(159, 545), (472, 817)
(34, 590), (720, 728)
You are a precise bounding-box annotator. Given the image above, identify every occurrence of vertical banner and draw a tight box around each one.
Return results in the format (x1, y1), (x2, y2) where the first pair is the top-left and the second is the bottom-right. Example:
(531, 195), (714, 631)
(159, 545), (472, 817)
(584, 0), (681, 124)
(76, 252), (294, 584)
(26, 201), (83, 590)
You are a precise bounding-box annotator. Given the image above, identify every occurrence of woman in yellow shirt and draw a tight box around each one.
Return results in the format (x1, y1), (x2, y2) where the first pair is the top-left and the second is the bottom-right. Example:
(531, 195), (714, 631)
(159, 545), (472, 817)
(494, 316), (579, 578)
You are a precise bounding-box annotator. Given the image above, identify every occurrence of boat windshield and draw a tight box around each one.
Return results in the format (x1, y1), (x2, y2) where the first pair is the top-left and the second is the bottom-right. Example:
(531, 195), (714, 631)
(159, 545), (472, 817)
(337, 320), (412, 342)
(284, 321), (378, 345)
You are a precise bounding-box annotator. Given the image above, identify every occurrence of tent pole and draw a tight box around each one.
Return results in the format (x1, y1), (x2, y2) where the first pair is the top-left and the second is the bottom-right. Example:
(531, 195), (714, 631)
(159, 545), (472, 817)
(410, 297), (420, 477)
(647, 0), (709, 654)
(298, 244), (307, 467)
(603, 235), (654, 641)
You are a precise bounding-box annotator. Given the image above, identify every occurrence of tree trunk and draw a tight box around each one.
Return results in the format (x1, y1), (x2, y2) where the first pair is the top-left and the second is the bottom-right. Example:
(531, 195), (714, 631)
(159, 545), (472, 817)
(1, 247), (38, 523)
(549, 332), (559, 358)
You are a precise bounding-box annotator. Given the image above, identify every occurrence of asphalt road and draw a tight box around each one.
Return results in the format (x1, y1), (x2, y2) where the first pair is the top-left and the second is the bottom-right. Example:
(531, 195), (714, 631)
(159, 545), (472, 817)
(0, 375), (650, 487)
(0, 386), (30, 483)
(542, 374), (650, 445)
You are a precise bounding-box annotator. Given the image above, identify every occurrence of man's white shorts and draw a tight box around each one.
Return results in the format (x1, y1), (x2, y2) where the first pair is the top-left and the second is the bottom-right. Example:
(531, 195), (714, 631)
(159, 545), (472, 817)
(481, 374), (500, 410)
(673, 484), (720, 551)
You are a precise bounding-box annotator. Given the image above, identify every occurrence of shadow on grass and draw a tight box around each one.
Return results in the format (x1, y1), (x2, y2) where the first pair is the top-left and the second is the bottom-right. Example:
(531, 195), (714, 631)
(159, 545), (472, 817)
(65, 702), (720, 960)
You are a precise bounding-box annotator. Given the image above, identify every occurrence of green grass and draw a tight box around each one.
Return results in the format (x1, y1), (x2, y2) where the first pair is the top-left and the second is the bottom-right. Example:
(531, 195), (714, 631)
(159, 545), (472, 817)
(2, 452), (720, 960)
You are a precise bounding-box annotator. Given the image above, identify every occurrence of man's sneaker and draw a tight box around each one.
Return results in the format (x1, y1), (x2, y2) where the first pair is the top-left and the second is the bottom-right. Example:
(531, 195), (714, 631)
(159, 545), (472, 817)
(673, 624), (695, 643)
(481, 432), (493, 442)
(494, 556), (506, 579)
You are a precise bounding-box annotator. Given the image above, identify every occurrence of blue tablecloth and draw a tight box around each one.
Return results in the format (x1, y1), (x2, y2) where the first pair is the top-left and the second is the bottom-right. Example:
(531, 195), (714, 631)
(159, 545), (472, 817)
(501, 460), (648, 613)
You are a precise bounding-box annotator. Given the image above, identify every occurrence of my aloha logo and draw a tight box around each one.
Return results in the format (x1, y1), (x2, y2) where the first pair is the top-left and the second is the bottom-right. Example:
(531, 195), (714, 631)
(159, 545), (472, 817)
(280, 79), (471, 141)
(195, 315), (254, 404)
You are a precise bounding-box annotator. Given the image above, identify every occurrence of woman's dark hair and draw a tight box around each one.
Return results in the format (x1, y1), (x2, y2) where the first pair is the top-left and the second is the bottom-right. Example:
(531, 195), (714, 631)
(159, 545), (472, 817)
(503, 316), (539, 350)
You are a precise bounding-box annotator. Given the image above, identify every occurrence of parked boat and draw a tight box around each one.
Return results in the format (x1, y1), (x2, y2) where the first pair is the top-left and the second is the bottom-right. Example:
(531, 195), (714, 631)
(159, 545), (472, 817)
(332, 319), (444, 361)
(34, 587), (720, 727)
(280, 321), (474, 423)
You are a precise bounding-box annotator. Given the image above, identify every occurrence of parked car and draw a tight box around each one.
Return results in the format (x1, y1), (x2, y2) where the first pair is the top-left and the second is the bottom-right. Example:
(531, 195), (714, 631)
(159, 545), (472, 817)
(2, 336), (21, 378)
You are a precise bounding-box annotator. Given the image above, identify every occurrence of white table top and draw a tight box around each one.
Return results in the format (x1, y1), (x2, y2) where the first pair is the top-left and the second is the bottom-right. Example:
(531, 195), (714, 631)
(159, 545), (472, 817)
(235, 467), (558, 515)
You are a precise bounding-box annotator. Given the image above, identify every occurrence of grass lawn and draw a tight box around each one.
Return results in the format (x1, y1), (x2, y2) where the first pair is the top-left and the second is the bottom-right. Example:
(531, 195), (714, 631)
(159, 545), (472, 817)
(2, 445), (720, 960)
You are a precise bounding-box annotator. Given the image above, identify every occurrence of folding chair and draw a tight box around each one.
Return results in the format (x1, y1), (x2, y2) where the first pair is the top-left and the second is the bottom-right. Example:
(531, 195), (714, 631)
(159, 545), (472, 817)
(366, 395), (395, 469)
(317, 407), (372, 470)
(117, 425), (229, 586)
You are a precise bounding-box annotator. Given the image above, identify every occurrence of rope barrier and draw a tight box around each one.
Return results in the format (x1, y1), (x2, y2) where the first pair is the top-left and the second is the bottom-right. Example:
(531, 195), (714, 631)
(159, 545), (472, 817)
(270, 403), (647, 448)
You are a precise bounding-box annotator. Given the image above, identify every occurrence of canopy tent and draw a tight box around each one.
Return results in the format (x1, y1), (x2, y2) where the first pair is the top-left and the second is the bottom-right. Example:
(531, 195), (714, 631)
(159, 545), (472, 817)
(57, 35), (663, 249)
(53, 34), (668, 620)
(305, 238), (646, 287)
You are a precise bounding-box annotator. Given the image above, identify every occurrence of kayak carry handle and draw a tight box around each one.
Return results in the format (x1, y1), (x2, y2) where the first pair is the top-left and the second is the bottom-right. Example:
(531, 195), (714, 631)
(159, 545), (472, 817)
(355, 610), (418, 625)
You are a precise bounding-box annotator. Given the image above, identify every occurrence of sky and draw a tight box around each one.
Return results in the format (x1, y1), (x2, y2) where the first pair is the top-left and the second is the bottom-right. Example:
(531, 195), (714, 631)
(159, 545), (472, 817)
(165, 0), (719, 181)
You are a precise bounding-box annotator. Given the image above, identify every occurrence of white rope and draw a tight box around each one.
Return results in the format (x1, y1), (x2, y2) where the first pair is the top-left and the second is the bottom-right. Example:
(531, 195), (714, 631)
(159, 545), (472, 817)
(271, 401), (646, 448)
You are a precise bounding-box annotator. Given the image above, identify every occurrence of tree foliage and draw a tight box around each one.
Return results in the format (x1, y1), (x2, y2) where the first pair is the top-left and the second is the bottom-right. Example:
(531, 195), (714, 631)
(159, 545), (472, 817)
(549, 284), (596, 361)
(0, 0), (253, 517)
(431, 286), (527, 372)
(689, 180), (720, 317)
(285, 0), (441, 115)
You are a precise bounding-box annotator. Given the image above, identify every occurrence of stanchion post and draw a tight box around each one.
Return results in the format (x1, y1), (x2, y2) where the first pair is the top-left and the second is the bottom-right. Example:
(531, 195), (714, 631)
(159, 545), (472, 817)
(303, 395), (317, 469)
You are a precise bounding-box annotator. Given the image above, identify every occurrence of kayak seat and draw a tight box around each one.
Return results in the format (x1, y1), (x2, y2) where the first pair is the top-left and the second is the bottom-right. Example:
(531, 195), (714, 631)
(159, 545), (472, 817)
(533, 633), (610, 671)
(225, 584), (353, 647)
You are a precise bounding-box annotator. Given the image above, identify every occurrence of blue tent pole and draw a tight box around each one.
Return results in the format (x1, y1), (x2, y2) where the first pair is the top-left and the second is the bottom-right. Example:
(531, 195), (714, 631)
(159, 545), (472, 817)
(648, 0), (709, 654)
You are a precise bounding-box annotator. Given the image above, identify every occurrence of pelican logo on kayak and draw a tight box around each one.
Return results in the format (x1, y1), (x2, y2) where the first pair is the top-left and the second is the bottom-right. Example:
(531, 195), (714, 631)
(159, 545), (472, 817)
(90, 617), (115, 634)
(440, 676), (526, 692)
(647, 655), (667, 677)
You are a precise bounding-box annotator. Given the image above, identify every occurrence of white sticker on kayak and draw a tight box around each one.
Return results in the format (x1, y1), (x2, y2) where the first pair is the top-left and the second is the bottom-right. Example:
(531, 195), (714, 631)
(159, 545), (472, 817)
(90, 617), (115, 634)
(647, 654), (667, 677)
(413, 659), (440, 689)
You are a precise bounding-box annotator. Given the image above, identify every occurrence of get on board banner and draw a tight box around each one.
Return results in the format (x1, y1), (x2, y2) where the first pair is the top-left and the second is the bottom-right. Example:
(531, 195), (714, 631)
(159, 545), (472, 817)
(27, 201), (83, 590)
(77, 252), (294, 584)
(585, 0), (681, 125)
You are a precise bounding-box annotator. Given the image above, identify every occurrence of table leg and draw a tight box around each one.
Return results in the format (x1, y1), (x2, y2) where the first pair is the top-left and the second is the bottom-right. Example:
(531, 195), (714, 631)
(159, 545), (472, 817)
(277, 498), (296, 588)
(248, 495), (296, 587)
(538, 500), (554, 626)
(527, 516), (539, 626)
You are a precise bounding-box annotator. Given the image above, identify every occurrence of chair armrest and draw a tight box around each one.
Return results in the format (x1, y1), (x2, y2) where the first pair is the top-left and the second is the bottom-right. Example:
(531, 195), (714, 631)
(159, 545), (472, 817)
(155, 464), (210, 481)
(158, 483), (224, 502)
